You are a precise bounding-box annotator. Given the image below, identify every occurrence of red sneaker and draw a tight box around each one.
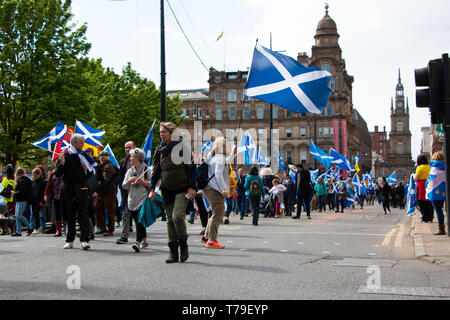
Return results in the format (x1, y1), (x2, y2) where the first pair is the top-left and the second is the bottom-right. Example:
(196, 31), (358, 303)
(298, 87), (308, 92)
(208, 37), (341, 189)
(206, 240), (225, 249)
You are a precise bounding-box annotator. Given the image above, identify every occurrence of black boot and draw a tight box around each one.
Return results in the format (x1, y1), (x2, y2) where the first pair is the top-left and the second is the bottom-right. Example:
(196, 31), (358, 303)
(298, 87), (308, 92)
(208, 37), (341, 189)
(165, 241), (179, 263)
(178, 236), (189, 262)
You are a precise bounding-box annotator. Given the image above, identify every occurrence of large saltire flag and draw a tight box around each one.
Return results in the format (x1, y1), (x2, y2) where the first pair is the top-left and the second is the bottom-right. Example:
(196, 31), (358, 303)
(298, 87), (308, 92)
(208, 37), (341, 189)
(386, 171), (397, 184)
(426, 160), (446, 201)
(257, 146), (269, 167)
(352, 173), (363, 195)
(310, 140), (333, 168)
(329, 148), (355, 172)
(75, 120), (105, 147)
(142, 120), (156, 164)
(32, 122), (68, 152)
(238, 131), (257, 165)
(244, 44), (332, 114)
(405, 174), (416, 216)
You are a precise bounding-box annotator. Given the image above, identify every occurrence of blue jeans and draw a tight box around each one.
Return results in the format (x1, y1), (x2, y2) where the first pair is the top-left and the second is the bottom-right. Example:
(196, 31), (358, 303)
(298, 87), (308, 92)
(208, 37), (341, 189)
(236, 194), (248, 217)
(249, 195), (260, 225)
(225, 197), (233, 218)
(15, 201), (32, 234)
(432, 200), (445, 226)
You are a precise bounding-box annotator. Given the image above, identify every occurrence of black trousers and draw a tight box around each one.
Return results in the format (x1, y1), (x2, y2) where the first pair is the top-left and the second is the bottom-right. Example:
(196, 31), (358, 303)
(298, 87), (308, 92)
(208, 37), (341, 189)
(62, 184), (90, 243)
(418, 200), (434, 222)
(129, 209), (147, 242)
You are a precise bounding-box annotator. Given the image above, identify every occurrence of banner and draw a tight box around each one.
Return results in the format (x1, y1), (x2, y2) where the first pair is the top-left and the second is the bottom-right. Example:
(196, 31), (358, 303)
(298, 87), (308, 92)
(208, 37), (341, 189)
(341, 119), (348, 157)
(52, 127), (101, 161)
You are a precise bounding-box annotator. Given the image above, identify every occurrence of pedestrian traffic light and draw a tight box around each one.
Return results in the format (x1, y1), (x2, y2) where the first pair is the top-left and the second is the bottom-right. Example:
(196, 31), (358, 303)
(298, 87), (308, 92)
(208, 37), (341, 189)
(415, 58), (443, 124)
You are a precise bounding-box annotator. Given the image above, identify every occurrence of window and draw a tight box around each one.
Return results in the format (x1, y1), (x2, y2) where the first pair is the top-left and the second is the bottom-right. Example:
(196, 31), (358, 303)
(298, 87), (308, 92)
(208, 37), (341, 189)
(215, 90), (223, 102)
(300, 128), (306, 138)
(286, 128), (292, 138)
(330, 127), (334, 137)
(397, 142), (404, 154)
(243, 107), (250, 120)
(287, 151), (293, 164)
(397, 121), (403, 132)
(228, 74), (237, 79)
(229, 107), (236, 120)
(272, 106), (278, 119)
(258, 129), (264, 140)
(216, 108), (222, 121)
(300, 151), (307, 164)
(318, 128), (323, 137)
(181, 109), (186, 118)
(329, 79), (335, 91)
(257, 106), (264, 119)
(323, 64), (329, 71)
(326, 104), (332, 116)
(242, 91), (250, 101)
(286, 111), (292, 118)
(324, 127), (329, 137)
(196, 108), (202, 118)
(227, 89), (238, 102)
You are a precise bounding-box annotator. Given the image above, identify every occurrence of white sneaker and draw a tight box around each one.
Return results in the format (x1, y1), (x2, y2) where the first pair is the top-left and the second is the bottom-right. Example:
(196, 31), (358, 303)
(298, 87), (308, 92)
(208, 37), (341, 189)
(80, 242), (91, 250)
(63, 242), (73, 249)
(32, 228), (41, 235)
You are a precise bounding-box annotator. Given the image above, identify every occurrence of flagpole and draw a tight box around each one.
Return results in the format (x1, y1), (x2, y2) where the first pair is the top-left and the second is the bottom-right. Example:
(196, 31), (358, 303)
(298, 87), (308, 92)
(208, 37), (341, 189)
(160, 0), (167, 122)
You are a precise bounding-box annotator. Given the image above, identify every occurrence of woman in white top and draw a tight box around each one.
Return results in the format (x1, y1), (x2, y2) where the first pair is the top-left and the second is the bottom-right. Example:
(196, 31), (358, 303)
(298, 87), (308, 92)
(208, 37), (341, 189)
(202, 137), (236, 249)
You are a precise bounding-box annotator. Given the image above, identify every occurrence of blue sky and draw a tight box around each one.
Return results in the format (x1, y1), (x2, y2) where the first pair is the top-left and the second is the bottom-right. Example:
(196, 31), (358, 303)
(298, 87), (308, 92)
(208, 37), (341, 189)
(71, 0), (450, 160)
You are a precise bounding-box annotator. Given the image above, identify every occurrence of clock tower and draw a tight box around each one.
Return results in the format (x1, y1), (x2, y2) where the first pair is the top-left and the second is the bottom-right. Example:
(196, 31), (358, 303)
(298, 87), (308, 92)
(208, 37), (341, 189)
(388, 69), (414, 181)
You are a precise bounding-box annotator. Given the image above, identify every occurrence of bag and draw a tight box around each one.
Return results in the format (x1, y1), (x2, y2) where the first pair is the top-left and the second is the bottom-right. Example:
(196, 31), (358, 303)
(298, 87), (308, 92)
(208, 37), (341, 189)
(250, 179), (261, 195)
(196, 161), (215, 190)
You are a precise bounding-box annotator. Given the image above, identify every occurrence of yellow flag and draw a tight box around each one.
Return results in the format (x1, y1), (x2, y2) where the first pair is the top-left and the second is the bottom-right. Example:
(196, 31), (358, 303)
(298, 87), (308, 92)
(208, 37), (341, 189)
(355, 162), (360, 173)
(216, 31), (223, 41)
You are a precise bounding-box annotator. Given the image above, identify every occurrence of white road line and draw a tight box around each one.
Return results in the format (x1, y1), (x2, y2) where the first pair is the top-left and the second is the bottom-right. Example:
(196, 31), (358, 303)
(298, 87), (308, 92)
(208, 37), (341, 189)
(381, 228), (397, 247)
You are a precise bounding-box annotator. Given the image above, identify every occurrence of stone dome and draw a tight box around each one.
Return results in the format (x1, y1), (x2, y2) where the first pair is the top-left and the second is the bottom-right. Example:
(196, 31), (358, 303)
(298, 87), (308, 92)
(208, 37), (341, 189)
(316, 13), (338, 37)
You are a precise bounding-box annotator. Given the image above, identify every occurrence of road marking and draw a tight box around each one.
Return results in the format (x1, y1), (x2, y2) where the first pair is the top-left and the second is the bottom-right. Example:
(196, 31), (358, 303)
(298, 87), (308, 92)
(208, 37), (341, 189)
(334, 243), (341, 246)
(280, 250), (288, 253)
(322, 251), (330, 254)
(297, 242), (304, 245)
(394, 223), (405, 247)
(381, 228), (397, 247)
(368, 253), (376, 256)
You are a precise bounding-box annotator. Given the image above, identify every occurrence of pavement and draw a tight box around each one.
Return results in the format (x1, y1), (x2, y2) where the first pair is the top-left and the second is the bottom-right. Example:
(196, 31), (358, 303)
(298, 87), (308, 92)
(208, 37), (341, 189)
(410, 211), (450, 268)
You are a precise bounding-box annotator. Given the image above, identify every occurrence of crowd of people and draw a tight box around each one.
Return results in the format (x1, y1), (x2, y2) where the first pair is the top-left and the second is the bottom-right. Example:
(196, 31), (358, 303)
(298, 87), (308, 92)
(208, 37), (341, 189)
(0, 122), (447, 263)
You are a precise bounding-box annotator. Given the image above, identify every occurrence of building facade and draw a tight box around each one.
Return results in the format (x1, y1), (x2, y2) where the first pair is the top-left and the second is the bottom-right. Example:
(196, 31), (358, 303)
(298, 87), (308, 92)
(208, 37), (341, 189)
(171, 7), (372, 173)
(373, 71), (415, 181)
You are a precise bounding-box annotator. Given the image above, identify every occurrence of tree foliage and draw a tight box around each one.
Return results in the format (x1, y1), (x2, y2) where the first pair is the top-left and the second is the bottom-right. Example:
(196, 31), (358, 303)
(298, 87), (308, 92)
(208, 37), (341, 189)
(0, 0), (183, 167)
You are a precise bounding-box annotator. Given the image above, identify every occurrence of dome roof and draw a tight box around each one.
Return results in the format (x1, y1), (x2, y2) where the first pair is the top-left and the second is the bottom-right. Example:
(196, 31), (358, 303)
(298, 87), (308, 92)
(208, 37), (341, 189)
(316, 13), (338, 37)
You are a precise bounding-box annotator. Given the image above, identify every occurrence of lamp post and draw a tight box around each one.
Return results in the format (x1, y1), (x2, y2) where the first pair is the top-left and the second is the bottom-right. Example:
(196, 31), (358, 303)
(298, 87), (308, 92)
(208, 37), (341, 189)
(160, 0), (167, 122)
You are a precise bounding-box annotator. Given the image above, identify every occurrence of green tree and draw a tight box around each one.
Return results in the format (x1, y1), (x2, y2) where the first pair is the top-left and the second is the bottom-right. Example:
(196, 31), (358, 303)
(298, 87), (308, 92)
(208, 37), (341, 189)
(0, 0), (91, 167)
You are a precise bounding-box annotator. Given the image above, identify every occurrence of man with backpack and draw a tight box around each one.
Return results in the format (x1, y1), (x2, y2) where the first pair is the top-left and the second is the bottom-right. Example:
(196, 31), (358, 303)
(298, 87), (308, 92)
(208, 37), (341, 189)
(244, 166), (266, 226)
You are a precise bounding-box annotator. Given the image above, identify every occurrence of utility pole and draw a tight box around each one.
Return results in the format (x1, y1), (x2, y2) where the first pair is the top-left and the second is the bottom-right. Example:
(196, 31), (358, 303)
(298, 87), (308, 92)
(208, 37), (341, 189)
(160, 0), (167, 122)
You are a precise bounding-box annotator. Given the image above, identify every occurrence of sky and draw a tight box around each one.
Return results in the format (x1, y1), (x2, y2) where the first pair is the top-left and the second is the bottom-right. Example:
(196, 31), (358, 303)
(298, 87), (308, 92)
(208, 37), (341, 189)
(70, 0), (450, 160)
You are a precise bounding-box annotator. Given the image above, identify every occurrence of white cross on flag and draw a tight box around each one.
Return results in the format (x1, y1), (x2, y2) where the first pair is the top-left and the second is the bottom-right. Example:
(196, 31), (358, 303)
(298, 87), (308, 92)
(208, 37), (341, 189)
(75, 120), (105, 147)
(245, 44), (332, 114)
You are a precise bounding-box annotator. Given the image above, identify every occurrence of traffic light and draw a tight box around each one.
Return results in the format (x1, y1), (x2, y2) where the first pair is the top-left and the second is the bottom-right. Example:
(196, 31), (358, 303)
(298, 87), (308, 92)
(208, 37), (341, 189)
(414, 54), (449, 124)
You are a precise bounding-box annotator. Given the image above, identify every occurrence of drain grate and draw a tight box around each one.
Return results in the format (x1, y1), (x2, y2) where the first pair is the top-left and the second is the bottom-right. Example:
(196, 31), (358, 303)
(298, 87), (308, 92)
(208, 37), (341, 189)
(358, 285), (450, 298)
(334, 258), (398, 268)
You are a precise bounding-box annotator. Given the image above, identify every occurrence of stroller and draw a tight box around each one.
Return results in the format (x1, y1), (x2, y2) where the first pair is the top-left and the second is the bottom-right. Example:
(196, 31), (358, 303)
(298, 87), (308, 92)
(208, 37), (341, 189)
(261, 187), (276, 217)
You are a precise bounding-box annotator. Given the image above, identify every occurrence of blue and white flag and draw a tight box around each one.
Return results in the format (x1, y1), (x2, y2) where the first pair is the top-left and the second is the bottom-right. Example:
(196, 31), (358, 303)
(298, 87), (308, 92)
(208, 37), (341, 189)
(142, 120), (156, 164)
(289, 164), (297, 181)
(75, 120), (105, 147)
(32, 122), (67, 152)
(319, 168), (333, 182)
(245, 44), (332, 114)
(329, 148), (355, 172)
(276, 148), (285, 172)
(405, 174), (416, 216)
(310, 169), (319, 184)
(345, 194), (356, 208)
(426, 160), (446, 201)
(386, 171), (397, 184)
(310, 140), (333, 168)
(238, 131), (258, 165)
(257, 146), (269, 167)
(202, 141), (213, 153)
(104, 144), (120, 169)
(352, 174), (363, 195)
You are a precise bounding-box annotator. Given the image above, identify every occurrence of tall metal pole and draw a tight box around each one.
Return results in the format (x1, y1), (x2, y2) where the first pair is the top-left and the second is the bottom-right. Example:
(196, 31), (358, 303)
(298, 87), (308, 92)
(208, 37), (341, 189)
(160, 0), (167, 122)
(314, 114), (317, 168)
(269, 33), (273, 162)
(442, 53), (450, 236)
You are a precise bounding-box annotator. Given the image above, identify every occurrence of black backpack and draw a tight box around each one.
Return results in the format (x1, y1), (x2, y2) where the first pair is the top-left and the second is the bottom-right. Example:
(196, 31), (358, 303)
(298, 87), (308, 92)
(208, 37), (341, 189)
(196, 161), (215, 190)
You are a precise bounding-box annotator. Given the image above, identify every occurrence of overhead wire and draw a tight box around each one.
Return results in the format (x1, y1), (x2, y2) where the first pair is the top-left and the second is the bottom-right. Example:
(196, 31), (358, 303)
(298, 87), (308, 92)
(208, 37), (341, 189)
(166, 0), (210, 72)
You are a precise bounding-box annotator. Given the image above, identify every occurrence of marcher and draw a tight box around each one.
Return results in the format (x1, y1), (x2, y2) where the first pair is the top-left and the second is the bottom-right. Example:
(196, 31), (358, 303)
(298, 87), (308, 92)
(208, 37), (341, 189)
(10, 168), (33, 237)
(236, 167), (248, 220)
(116, 141), (136, 244)
(55, 133), (95, 250)
(223, 165), (237, 225)
(345, 178), (354, 212)
(122, 148), (151, 253)
(44, 161), (64, 237)
(244, 165), (265, 226)
(293, 164), (312, 219)
(93, 150), (118, 236)
(414, 154), (434, 223)
(380, 177), (391, 214)
(314, 177), (327, 212)
(282, 172), (296, 216)
(334, 177), (346, 213)
(1, 165), (16, 234)
(148, 122), (197, 262)
(31, 167), (47, 234)
(202, 137), (236, 248)
(426, 151), (446, 235)
(326, 178), (335, 211)
(269, 178), (286, 217)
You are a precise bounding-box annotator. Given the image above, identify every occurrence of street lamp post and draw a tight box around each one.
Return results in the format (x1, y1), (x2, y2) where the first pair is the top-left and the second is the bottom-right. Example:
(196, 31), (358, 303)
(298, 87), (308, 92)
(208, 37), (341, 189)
(160, 0), (167, 122)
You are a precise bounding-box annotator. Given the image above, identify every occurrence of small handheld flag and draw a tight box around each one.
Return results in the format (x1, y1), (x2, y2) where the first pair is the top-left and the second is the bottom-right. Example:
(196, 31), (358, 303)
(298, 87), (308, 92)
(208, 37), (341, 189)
(142, 120), (156, 164)
(104, 144), (120, 169)
(75, 120), (105, 147)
